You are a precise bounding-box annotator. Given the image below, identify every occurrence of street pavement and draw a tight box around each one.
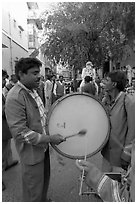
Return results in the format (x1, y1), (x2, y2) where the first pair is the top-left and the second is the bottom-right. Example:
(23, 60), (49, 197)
(2, 139), (103, 202)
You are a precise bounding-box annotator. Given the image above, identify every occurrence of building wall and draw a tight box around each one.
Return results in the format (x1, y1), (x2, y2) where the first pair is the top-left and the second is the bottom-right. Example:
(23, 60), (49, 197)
(27, 3), (46, 77)
(2, 6), (28, 76)
(28, 20), (39, 50)
(38, 49), (46, 77)
(27, 4), (40, 52)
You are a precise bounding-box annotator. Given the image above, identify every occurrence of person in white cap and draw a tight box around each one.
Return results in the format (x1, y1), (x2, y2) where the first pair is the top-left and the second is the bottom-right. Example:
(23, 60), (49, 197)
(80, 61), (96, 92)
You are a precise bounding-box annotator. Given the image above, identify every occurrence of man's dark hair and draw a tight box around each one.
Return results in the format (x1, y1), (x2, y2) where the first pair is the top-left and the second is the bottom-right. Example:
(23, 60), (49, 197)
(84, 76), (91, 83)
(15, 57), (42, 80)
(2, 70), (8, 77)
(59, 75), (63, 79)
(46, 74), (52, 80)
(51, 74), (56, 78)
(11, 74), (18, 82)
(108, 71), (127, 91)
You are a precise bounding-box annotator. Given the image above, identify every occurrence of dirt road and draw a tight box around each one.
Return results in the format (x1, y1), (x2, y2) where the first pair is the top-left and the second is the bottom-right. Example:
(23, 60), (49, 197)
(2, 139), (102, 202)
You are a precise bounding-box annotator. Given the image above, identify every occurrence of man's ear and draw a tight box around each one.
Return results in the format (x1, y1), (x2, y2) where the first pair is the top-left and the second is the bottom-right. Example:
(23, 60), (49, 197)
(112, 82), (117, 88)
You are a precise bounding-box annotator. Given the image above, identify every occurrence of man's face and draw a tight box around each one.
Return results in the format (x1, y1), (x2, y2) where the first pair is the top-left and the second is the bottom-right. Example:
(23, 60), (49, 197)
(20, 66), (41, 90)
(12, 75), (18, 83)
(2, 75), (6, 88)
(52, 76), (56, 81)
(103, 77), (115, 92)
(59, 76), (63, 82)
(86, 65), (92, 69)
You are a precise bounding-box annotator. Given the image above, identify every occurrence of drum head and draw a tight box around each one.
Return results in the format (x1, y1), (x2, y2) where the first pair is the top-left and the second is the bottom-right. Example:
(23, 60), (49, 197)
(47, 93), (110, 159)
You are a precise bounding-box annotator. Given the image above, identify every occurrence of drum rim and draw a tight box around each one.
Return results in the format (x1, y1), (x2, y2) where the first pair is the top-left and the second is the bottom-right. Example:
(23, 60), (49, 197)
(47, 92), (111, 160)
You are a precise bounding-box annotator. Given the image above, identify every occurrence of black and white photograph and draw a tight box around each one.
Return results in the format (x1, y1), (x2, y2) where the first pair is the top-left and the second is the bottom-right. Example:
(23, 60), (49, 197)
(2, 1), (135, 202)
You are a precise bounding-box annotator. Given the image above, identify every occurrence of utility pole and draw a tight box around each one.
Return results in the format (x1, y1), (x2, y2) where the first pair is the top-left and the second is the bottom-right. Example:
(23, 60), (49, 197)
(108, 51), (112, 72)
(9, 13), (13, 74)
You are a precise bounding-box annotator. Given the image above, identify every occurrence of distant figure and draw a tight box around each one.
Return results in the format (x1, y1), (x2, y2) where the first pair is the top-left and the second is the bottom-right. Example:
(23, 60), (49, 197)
(44, 75), (53, 113)
(37, 75), (45, 105)
(51, 74), (57, 104)
(81, 76), (96, 95)
(95, 75), (101, 95)
(3, 74), (18, 98)
(53, 75), (65, 99)
(126, 80), (135, 95)
(126, 65), (132, 86)
(80, 61), (96, 91)
(6, 74), (18, 90)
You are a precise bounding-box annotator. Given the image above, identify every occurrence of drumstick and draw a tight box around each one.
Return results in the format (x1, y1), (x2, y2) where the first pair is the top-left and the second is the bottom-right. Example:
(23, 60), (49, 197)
(64, 129), (87, 140)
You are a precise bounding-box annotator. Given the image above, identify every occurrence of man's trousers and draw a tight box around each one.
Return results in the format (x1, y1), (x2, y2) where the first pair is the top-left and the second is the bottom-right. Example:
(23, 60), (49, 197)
(21, 148), (50, 202)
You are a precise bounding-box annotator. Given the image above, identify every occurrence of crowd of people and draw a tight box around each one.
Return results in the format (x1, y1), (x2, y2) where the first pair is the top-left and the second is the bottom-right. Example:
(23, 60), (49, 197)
(2, 57), (135, 202)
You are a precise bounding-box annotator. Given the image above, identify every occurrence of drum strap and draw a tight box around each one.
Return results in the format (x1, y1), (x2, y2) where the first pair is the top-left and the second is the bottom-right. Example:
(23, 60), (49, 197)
(79, 137), (88, 195)
(123, 93), (127, 117)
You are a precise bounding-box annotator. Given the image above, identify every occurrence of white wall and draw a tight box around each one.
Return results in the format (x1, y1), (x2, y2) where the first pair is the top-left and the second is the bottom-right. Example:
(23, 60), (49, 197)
(2, 2), (28, 30)
(2, 3), (28, 76)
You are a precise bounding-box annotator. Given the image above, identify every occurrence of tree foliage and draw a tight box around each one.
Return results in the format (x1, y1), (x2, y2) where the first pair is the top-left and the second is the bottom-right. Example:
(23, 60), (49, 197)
(40, 2), (135, 70)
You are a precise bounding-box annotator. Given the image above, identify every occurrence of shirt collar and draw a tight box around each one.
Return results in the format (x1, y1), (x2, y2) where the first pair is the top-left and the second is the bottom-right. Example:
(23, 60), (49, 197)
(59, 81), (63, 85)
(110, 91), (123, 108)
(17, 81), (34, 94)
(114, 91), (123, 103)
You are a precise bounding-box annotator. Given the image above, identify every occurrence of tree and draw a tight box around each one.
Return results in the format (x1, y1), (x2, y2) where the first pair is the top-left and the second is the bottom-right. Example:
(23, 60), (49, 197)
(40, 2), (135, 71)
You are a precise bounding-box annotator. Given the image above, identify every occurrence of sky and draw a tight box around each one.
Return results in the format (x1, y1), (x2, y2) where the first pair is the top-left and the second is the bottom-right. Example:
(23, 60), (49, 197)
(2, 1), (54, 30)
(2, 2), (29, 29)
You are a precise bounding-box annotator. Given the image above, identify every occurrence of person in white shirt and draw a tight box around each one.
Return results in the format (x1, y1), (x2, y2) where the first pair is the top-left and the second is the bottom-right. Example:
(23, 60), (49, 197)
(126, 65), (132, 86)
(51, 74), (57, 104)
(44, 75), (53, 113)
(53, 75), (65, 99)
(80, 61), (96, 92)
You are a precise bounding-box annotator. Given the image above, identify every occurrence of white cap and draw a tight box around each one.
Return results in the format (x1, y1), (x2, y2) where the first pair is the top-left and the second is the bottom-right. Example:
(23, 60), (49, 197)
(86, 61), (93, 66)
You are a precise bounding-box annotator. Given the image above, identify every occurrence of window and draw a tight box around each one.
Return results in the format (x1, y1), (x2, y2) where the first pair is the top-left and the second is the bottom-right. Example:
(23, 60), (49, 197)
(28, 41), (34, 48)
(29, 34), (34, 42)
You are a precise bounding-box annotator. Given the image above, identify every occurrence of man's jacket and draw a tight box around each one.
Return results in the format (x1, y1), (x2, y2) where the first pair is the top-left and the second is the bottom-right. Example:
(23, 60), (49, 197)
(101, 92), (135, 167)
(5, 83), (47, 165)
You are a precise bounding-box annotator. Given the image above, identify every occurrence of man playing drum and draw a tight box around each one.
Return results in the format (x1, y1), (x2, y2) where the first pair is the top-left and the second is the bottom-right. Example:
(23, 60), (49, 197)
(5, 57), (65, 202)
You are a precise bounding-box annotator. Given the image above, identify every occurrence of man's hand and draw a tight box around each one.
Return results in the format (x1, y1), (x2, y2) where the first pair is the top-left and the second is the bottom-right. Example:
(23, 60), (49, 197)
(112, 166), (124, 173)
(18, 131), (38, 144)
(76, 160), (96, 173)
(50, 134), (66, 145)
(35, 133), (66, 146)
(76, 160), (102, 189)
(121, 159), (129, 170)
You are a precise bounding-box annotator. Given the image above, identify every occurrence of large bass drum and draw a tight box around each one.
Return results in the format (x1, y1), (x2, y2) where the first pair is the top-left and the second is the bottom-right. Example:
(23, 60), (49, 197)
(47, 93), (110, 159)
